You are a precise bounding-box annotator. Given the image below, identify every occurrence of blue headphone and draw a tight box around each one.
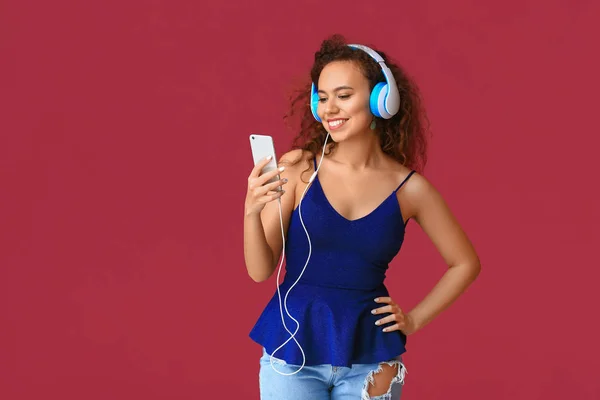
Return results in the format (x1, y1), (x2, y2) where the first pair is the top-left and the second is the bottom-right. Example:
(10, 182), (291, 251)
(310, 44), (401, 123)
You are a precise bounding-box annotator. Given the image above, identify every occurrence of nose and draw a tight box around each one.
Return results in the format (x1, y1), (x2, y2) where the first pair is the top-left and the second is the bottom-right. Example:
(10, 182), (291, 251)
(322, 98), (339, 117)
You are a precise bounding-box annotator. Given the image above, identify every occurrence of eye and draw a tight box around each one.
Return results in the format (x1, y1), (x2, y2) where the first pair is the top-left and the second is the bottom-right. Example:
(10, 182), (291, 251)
(318, 97), (327, 103)
(338, 94), (351, 100)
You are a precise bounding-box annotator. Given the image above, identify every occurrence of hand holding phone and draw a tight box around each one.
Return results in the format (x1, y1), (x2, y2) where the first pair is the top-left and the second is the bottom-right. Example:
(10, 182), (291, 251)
(245, 134), (288, 216)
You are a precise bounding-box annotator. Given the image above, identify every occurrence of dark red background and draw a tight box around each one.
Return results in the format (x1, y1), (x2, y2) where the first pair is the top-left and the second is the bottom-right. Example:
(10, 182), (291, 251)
(1, 1), (599, 399)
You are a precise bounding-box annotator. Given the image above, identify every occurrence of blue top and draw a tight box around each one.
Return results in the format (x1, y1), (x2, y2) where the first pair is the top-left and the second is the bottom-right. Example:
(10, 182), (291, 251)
(249, 158), (416, 367)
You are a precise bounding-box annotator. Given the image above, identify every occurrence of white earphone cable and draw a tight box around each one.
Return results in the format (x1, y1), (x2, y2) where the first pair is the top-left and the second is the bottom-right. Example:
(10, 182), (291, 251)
(269, 133), (330, 375)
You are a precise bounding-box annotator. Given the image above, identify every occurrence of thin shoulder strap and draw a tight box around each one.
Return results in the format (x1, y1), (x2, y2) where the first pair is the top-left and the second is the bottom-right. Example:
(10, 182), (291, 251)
(395, 170), (416, 192)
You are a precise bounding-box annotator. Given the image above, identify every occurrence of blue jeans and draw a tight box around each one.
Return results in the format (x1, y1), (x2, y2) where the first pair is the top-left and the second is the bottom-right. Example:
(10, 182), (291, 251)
(258, 348), (406, 400)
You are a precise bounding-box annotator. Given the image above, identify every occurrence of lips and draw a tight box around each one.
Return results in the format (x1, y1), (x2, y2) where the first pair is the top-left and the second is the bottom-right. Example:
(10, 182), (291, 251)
(327, 118), (348, 130)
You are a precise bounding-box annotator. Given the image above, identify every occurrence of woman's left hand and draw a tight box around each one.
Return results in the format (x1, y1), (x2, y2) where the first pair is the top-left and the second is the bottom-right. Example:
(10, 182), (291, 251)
(372, 297), (418, 335)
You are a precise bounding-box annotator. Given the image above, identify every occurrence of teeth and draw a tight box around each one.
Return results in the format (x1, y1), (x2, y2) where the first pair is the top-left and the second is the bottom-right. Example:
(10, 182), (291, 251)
(329, 119), (346, 127)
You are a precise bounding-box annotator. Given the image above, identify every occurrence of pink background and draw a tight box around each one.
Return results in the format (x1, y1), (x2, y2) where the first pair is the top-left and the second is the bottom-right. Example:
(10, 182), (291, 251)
(1, 0), (599, 398)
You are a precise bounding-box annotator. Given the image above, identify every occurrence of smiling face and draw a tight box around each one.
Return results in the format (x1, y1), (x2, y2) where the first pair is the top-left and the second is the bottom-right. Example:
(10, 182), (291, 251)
(316, 60), (374, 142)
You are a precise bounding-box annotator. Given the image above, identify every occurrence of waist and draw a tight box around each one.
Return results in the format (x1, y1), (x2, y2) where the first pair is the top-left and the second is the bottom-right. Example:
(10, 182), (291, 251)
(277, 278), (389, 305)
(283, 265), (388, 292)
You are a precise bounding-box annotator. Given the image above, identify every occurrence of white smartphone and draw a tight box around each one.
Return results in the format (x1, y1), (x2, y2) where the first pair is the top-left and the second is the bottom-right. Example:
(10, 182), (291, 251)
(249, 134), (281, 191)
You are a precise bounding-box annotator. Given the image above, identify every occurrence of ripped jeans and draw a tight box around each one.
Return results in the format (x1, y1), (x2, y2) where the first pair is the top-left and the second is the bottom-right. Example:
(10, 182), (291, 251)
(258, 348), (406, 400)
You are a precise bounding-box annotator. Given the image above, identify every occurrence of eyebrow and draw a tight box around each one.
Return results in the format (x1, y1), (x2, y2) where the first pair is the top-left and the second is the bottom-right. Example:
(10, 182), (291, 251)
(317, 85), (354, 94)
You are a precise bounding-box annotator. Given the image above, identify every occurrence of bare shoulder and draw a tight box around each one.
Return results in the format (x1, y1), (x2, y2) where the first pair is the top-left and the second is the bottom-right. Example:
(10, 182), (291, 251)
(277, 149), (314, 183)
(396, 170), (444, 222)
(278, 148), (305, 166)
(402, 170), (434, 200)
(400, 171), (464, 235)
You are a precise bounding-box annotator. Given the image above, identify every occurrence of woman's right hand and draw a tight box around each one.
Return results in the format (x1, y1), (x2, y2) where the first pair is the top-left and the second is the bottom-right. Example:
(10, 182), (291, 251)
(245, 156), (288, 217)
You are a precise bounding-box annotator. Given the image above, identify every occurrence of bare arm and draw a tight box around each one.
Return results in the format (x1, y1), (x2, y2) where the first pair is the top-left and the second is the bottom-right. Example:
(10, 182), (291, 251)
(403, 174), (481, 333)
(243, 150), (302, 282)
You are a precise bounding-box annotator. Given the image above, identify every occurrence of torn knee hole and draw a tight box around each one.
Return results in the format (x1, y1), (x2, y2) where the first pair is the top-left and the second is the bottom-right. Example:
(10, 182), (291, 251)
(366, 363), (398, 397)
(361, 360), (406, 400)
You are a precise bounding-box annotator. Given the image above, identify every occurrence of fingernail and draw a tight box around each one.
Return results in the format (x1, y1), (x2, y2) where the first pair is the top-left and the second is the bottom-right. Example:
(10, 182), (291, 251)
(265, 155), (272, 160)
(375, 321), (380, 325)
(371, 309), (376, 314)
(283, 178), (288, 183)
(374, 298), (379, 302)
(279, 167), (285, 172)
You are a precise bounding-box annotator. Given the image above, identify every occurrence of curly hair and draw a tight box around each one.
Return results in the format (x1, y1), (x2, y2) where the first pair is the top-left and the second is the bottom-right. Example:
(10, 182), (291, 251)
(282, 34), (430, 179)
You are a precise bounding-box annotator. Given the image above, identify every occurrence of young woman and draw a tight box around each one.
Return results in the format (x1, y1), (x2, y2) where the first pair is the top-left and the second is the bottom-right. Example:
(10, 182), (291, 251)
(244, 34), (481, 400)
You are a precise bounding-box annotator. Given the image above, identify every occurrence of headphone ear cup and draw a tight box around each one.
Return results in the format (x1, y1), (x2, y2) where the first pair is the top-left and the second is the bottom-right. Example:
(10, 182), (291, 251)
(370, 82), (391, 119)
(310, 83), (322, 122)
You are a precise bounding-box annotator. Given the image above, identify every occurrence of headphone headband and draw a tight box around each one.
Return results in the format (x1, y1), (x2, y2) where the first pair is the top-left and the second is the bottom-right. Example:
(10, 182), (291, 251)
(347, 44), (385, 63)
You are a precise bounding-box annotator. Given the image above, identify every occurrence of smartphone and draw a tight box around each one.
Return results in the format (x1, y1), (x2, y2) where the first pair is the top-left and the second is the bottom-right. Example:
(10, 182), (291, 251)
(250, 134), (281, 191)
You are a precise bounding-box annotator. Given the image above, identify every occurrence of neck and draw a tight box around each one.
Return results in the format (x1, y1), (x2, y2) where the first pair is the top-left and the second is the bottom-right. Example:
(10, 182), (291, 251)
(327, 130), (384, 170)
